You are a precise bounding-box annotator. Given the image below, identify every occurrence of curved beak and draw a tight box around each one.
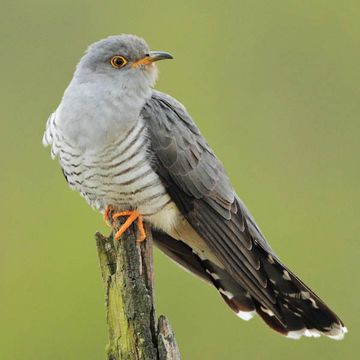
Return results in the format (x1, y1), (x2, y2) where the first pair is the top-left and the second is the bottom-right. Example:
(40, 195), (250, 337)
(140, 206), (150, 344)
(132, 51), (173, 68)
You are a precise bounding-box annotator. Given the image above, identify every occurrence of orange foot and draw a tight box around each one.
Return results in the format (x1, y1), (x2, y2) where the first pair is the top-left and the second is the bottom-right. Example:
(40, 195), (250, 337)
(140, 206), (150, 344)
(112, 209), (146, 242)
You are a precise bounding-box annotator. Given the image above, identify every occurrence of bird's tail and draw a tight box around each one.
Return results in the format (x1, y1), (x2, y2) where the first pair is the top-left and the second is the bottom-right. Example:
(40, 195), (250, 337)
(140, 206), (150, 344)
(205, 245), (347, 340)
(153, 230), (347, 340)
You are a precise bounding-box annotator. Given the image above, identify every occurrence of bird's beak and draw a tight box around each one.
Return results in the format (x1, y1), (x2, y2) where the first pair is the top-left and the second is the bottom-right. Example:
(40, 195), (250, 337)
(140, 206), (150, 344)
(132, 51), (173, 68)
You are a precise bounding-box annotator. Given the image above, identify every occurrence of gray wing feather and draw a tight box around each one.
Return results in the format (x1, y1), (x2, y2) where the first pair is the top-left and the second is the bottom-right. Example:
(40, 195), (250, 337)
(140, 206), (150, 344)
(141, 90), (280, 314)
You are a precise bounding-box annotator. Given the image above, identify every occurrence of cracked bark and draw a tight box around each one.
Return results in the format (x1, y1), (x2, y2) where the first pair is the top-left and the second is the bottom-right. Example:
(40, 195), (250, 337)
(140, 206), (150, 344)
(95, 217), (181, 360)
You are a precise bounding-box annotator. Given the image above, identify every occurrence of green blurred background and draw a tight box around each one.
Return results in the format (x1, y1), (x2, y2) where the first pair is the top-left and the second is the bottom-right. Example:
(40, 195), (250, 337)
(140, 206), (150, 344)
(1, 0), (359, 359)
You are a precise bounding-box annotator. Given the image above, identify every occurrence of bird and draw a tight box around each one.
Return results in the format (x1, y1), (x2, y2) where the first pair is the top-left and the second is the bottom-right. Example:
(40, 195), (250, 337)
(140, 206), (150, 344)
(43, 34), (347, 340)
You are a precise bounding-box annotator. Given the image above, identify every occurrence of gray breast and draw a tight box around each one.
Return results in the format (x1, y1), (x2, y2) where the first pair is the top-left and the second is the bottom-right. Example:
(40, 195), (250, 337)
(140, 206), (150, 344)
(46, 113), (174, 220)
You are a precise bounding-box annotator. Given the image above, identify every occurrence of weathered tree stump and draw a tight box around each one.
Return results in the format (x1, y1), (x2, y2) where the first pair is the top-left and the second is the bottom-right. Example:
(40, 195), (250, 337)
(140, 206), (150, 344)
(95, 216), (181, 360)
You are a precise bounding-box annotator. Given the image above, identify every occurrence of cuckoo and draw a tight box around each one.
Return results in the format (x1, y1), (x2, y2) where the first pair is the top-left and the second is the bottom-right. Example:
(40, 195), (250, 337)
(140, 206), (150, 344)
(43, 34), (347, 340)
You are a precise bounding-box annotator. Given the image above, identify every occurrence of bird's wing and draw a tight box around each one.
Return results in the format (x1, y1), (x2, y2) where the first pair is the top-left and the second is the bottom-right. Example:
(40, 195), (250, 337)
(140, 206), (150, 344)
(141, 90), (281, 314)
(141, 91), (346, 338)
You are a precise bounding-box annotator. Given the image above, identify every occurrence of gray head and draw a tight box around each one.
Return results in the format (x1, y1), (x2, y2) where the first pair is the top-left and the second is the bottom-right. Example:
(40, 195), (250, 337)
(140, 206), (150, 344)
(75, 34), (173, 90)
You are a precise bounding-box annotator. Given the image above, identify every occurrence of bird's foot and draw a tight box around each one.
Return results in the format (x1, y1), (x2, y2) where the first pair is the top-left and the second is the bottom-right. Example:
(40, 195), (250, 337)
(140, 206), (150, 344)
(112, 209), (146, 242)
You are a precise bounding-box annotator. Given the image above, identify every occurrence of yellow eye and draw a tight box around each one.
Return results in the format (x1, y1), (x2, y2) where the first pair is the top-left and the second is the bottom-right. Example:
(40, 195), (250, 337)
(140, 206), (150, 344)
(110, 55), (128, 68)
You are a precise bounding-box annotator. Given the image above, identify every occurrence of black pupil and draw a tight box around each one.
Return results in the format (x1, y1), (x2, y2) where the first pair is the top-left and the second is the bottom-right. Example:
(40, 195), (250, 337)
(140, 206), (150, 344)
(115, 57), (124, 65)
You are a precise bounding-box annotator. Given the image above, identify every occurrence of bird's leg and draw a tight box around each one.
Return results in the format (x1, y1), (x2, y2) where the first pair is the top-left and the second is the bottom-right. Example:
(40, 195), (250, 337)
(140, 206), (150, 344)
(103, 204), (115, 225)
(112, 209), (146, 242)
(136, 214), (146, 242)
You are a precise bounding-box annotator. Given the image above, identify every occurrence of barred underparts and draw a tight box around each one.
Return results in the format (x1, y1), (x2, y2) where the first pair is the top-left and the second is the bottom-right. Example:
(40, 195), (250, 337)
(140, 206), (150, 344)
(43, 34), (347, 340)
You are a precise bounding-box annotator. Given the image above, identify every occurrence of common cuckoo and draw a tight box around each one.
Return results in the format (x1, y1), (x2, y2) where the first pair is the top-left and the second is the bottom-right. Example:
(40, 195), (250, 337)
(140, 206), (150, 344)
(43, 34), (346, 339)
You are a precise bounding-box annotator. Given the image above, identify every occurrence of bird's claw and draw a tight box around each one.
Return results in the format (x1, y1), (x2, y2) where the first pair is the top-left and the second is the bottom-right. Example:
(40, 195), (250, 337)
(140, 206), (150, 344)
(109, 208), (146, 242)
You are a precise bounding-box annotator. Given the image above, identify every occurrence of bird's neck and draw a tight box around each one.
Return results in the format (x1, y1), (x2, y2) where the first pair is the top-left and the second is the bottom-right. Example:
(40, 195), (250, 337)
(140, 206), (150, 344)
(56, 76), (152, 152)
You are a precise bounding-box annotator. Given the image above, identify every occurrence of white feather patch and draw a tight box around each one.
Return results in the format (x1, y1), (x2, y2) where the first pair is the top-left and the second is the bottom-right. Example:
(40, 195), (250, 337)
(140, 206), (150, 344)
(260, 306), (275, 317)
(236, 310), (255, 321)
(286, 325), (347, 340)
(282, 270), (291, 280)
(328, 326), (348, 340)
(218, 288), (234, 299)
(205, 269), (220, 280)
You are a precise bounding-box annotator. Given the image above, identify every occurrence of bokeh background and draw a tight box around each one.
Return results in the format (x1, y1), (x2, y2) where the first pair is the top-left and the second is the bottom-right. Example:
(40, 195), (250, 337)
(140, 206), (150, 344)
(1, 1), (359, 359)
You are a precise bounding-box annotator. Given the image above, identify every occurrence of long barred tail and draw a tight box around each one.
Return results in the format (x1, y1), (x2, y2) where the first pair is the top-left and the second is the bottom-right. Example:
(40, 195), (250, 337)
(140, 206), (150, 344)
(153, 231), (347, 340)
(204, 245), (347, 340)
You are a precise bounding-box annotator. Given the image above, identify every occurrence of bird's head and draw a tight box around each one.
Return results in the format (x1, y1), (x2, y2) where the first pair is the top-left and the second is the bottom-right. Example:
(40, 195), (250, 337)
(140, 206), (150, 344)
(74, 34), (173, 90)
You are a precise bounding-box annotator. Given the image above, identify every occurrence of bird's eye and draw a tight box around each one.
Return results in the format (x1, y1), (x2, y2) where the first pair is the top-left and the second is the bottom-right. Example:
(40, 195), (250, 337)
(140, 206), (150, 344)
(110, 55), (128, 68)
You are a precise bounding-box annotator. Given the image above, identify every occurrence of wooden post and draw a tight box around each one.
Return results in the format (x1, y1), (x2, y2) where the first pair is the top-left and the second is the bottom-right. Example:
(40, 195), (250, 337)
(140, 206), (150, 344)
(95, 217), (181, 360)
